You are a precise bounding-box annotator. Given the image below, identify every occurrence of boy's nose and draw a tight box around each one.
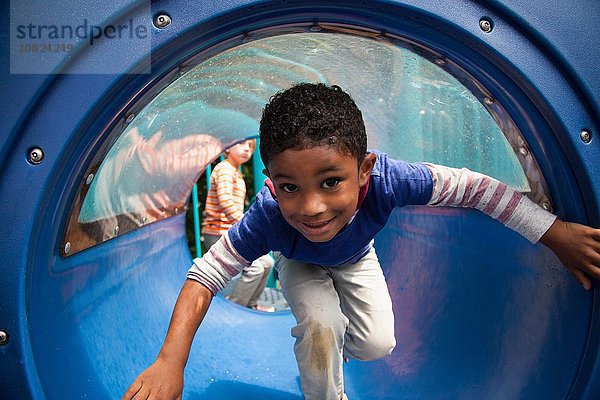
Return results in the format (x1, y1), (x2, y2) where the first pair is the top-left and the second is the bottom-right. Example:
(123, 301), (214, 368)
(300, 192), (326, 216)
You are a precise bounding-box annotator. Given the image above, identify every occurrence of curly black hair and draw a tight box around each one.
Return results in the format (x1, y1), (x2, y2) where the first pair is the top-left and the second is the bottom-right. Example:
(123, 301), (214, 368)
(259, 83), (367, 167)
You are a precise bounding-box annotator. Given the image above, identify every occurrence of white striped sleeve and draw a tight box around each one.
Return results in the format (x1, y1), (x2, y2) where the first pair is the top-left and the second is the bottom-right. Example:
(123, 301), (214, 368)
(187, 234), (251, 294)
(425, 163), (556, 243)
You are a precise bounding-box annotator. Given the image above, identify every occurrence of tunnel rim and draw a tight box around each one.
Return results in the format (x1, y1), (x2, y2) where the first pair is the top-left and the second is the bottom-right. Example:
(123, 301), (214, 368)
(9, 1), (598, 399)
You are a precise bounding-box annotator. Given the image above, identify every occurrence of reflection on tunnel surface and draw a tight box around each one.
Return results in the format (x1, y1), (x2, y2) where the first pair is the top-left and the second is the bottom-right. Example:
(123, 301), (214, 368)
(62, 30), (547, 256)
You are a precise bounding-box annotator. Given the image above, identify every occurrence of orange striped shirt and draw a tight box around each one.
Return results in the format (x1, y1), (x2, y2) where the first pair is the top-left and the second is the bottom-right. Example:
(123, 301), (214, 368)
(202, 160), (246, 236)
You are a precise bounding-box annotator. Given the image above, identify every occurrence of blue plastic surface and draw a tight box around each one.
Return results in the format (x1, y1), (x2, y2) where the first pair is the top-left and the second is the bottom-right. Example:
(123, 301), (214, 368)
(1, 1), (598, 399)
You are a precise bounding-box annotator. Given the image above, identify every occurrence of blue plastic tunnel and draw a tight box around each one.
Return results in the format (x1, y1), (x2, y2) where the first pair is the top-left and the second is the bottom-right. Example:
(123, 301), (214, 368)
(1, 1), (599, 399)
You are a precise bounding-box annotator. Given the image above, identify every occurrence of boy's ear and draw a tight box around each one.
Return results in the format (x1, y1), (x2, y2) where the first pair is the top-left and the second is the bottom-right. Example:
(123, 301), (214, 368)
(358, 153), (376, 187)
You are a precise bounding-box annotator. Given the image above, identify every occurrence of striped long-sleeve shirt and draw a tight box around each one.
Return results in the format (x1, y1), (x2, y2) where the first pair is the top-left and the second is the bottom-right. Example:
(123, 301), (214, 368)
(189, 152), (556, 294)
(201, 159), (246, 236)
(424, 163), (555, 241)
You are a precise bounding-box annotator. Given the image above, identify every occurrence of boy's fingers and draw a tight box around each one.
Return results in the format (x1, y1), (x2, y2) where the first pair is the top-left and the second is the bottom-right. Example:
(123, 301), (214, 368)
(132, 384), (152, 400)
(585, 265), (600, 281)
(589, 232), (600, 249)
(122, 380), (143, 400)
(580, 252), (600, 279)
(568, 268), (592, 290)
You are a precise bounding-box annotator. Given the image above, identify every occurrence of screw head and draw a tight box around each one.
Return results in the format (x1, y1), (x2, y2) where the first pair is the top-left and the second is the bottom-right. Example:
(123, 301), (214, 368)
(154, 14), (171, 29)
(85, 173), (94, 185)
(479, 18), (494, 33)
(0, 330), (8, 345)
(28, 147), (44, 164)
(518, 147), (529, 156)
(484, 97), (494, 106)
(64, 241), (71, 254)
(309, 25), (322, 32)
(580, 129), (591, 143)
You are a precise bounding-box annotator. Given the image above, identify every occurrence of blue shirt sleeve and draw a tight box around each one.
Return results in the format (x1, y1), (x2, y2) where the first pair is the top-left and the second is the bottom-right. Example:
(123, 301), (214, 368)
(372, 151), (434, 209)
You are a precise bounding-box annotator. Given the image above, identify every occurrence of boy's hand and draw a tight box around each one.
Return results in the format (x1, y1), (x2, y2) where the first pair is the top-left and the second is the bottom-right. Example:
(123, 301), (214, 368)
(540, 219), (600, 290)
(122, 357), (184, 400)
(121, 280), (213, 400)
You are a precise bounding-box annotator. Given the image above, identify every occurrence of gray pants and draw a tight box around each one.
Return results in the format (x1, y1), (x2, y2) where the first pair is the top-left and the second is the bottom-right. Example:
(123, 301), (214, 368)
(204, 234), (273, 308)
(275, 247), (395, 400)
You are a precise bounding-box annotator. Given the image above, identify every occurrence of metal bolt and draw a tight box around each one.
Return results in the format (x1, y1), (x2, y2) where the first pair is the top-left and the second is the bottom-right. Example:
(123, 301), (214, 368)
(174, 207), (179, 214)
(28, 147), (44, 164)
(542, 202), (552, 212)
(309, 25), (322, 32)
(0, 330), (8, 345)
(435, 58), (446, 66)
(580, 129), (591, 143)
(484, 97), (494, 105)
(125, 114), (135, 123)
(479, 18), (493, 33)
(154, 14), (171, 29)
(85, 173), (94, 185)
(518, 147), (529, 156)
(64, 241), (71, 254)
(113, 225), (120, 236)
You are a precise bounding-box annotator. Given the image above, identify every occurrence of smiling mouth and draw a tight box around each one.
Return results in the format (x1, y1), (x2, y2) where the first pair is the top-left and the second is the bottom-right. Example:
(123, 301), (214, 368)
(299, 218), (333, 230)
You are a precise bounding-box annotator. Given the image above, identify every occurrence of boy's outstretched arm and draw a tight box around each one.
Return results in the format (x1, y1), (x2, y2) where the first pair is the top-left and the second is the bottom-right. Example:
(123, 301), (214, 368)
(539, 219), (600, 290)
(122, 279), (213, 400)
(122, 234), (251, 399)
(424, 163), (600, 290)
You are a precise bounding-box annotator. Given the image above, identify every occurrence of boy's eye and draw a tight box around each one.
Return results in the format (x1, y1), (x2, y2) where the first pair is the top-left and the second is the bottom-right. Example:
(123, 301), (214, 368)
(321, 178), (340, 189)
(280, 183), (298, 193)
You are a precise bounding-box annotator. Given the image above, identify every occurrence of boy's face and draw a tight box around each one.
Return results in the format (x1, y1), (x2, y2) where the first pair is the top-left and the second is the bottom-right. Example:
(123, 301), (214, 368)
(266, 146), (375, 242)
(226, 140), (254, 167)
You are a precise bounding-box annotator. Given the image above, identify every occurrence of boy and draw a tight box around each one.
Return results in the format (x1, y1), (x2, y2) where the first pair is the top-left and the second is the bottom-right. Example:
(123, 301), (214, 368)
(123, 83), (600, 400)
(202, 139), (274, 311)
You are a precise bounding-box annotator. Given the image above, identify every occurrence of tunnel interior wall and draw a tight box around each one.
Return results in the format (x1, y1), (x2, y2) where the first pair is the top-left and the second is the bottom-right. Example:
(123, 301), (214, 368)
(26, 209), (593, 399)
(0, 0), (599, 399)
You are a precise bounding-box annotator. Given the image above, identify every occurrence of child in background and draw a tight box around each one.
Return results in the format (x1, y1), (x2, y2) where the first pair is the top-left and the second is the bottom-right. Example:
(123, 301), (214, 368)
(124, 83), (600, 400)
(202, 139), (275, 312)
